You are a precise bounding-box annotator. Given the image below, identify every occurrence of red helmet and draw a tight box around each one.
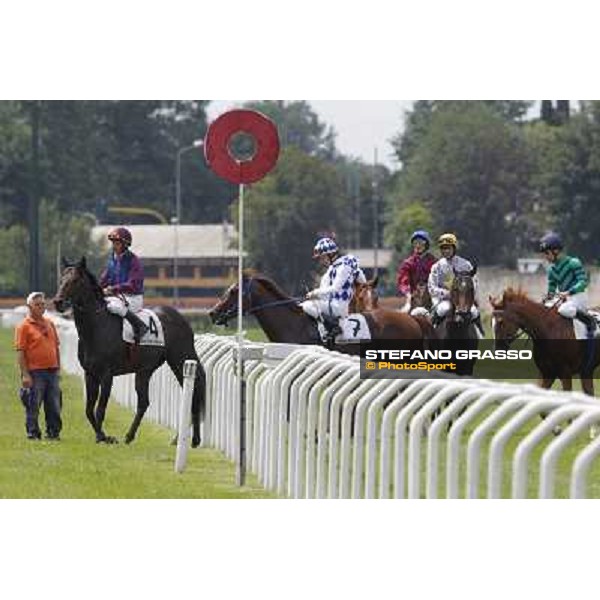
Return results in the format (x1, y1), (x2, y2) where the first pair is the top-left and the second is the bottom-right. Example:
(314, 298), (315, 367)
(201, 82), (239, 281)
(107, 227), (132, 247)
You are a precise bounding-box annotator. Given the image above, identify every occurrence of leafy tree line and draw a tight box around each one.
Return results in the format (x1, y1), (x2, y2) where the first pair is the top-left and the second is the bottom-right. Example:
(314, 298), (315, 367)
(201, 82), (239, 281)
(385, 100), (600, 268)
(0, 100), (387, 296)
(8, 99), (596, 299)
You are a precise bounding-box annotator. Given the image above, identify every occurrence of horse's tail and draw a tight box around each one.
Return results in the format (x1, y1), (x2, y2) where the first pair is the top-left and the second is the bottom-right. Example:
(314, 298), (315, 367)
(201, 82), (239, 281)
(157, 305), (206, 446)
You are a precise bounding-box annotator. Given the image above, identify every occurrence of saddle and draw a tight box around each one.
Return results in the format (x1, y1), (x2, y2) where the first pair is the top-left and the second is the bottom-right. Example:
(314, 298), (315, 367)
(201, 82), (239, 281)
(121, 309), (165, 347)
(316, 313), (372, 345)
(570, 310), (600, 340)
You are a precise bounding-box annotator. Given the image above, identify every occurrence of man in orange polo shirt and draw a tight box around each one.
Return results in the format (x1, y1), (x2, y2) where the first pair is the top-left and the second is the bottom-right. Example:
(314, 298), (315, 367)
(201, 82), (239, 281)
(14, 292), (62, 441)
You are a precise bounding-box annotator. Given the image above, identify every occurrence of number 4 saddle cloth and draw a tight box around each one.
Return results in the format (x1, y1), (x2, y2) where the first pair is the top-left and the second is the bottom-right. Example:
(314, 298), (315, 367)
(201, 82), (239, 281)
(122, 309), (165, 347)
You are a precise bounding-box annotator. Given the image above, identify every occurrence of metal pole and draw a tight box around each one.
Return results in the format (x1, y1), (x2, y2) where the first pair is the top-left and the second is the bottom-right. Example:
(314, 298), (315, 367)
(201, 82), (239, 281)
(372, 147), (379, 277)
(237, 182), (246, 486)
(174, 148), (182, 307)
(173, 140), (203, 308)
(56, 239), (61, 290)
(29, 101), (41, 292)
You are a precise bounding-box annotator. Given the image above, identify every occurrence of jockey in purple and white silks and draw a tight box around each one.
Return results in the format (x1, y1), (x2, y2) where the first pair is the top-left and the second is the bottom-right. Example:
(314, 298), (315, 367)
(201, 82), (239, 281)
(300, 237), (366, 344)
(428, 232), (483, 335)
(99, 227), (149, 343)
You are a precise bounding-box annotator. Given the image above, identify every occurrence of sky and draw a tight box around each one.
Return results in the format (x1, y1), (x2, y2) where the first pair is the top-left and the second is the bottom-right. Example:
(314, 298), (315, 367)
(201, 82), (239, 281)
(207, 100), (413, 169)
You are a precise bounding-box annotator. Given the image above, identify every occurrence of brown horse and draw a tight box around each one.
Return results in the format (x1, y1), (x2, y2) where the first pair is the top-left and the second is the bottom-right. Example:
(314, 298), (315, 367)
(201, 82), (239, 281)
(208, 272), (434, 351)
(489, 288), (600, 395)
(351, 278), (379, 312)
(411, 282), (432, 311)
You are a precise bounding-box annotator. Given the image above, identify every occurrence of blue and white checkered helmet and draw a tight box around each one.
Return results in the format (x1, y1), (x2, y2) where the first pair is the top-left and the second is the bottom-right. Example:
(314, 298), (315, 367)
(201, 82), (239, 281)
(312, 237), (339, 258)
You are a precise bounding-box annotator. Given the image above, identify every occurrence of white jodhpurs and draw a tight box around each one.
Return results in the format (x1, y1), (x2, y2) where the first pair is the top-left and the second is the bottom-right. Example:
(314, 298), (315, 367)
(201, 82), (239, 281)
(106, 294), (143, 317)
(433, 299), (479, 319)
(301, 298), (348, 320)
(549, 292), (588, 318)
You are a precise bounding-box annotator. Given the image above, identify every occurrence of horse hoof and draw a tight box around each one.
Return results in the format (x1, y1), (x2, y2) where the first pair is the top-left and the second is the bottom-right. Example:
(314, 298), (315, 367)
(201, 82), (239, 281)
(192, 436), (201, 448)
(106, 436), (118, 444)
(124, 436), (134, 445)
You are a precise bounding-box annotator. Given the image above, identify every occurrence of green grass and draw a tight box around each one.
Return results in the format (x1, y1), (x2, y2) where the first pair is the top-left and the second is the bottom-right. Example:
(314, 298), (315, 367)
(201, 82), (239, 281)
(0, 327), (276, 499)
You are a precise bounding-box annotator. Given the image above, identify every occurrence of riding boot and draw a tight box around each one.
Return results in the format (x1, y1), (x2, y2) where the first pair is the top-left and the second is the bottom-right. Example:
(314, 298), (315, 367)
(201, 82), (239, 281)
(576, 309), (596, 338)
(473, 315), (485, 337)
(125, 310), (150, 344)
(322, 315), (342, 347)
(431, 313), (443, 329)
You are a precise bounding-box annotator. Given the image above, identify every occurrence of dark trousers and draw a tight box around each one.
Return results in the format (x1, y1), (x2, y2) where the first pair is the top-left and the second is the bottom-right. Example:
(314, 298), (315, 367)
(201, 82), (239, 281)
(22, 369), (62, 439)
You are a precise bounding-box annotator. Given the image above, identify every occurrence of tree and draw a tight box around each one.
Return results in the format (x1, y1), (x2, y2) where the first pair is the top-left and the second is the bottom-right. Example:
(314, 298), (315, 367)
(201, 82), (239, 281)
(0, 101), (31, 227)
(544, 102), (600, 260)
(389, 102), (531, 265)
(243, 101), (338, 161)
(10, 101), (236, 225)
(239, 146), (351, 292)
(384, 201), (434, 255)
(0, 200), (104, 296)
(391, 101), (533, 168)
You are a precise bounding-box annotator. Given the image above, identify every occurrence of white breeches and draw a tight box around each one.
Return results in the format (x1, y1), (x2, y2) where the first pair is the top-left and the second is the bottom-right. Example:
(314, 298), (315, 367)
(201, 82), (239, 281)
(433, 299), (479, 319)
(546, 292), (588, 318)
(106, 294), (143, 317)
(301, 298), (348, 320)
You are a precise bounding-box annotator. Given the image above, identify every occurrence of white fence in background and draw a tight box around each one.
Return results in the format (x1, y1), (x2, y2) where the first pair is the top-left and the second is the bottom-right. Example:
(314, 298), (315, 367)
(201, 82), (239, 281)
(4, 309), (600, 498)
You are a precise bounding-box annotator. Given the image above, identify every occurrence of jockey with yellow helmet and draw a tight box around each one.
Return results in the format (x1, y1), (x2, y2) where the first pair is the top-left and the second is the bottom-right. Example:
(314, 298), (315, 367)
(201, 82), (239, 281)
(99, 226), (149, 343)
(428, 233), (483, 335)
(301, 236), (366, 345)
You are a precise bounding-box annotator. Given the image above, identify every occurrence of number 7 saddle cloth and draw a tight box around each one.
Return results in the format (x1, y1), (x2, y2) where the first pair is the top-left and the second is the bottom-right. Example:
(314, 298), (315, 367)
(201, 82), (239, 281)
(317, 313), (372, 344)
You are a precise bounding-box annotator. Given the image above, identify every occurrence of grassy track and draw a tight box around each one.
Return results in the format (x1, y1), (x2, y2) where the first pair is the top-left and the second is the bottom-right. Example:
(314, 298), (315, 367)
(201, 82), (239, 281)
(0, 327), (276, 499)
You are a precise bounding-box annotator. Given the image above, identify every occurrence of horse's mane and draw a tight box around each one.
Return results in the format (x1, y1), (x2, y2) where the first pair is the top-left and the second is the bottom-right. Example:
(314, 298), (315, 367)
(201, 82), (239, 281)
(245, 271), (293, 300)
(244, 271), (303, 314)
(80, 263), (106, 303)
(502, 287), (533, 304)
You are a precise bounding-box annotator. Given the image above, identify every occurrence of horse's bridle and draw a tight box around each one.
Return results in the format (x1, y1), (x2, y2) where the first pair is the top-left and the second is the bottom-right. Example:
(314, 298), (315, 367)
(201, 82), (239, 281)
(54, 267), (106, 315)
(491, 309), (529, 346)
(215, 277), (302, 324)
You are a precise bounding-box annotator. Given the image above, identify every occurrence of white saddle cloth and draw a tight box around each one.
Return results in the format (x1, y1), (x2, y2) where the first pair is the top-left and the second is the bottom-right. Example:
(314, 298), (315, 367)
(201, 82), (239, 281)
(570, 310), (600, 340)
(317, 313), (372, 344)
(122, 309), (165, 347)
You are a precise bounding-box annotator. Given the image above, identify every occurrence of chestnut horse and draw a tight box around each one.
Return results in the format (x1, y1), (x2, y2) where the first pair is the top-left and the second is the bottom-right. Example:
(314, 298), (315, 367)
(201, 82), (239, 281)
(351, 278), (379, 312)
(490, 288), (600, 395)
(208, 272), (434, 352)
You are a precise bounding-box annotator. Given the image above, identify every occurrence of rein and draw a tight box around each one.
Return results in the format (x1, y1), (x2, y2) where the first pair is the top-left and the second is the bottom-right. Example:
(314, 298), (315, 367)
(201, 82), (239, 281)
(220, 277), (302, 321)
(248, 298), (302, 314)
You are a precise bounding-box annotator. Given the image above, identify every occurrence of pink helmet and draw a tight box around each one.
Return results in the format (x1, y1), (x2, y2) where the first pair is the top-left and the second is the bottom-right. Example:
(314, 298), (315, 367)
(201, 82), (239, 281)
(108, 227), (132, 247)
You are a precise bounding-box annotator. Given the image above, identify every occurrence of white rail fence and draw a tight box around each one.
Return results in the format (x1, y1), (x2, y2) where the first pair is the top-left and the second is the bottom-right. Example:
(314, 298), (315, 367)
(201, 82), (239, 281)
(5, 310), (600, 498)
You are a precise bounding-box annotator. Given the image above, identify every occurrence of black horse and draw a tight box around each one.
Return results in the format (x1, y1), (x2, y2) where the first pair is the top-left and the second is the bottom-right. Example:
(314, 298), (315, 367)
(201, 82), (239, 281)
(53, 257), (205, 445)
(435, 268), (480, 376)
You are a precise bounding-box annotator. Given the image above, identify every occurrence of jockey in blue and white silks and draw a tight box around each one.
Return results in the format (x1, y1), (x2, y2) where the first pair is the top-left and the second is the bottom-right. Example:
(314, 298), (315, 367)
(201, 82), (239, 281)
(428, 232), (483, 335)
(301, 237), (366, 343)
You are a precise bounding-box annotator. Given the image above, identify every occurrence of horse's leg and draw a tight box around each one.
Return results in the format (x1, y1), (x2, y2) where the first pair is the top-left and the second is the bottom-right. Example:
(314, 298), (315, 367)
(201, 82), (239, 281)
(537, 377), (555, 390)
(190, 368), (206, 448)
(84, 371), (102, 441)
(559, 378), (573, 392)
(95, 374), (118, 444)
(124, 370), (152, 444)
(580, 376), (595, 396)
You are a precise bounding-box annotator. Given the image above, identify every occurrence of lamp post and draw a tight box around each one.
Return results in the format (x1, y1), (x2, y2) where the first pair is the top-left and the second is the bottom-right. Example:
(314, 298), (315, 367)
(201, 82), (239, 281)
(174, 139), (203, 306)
